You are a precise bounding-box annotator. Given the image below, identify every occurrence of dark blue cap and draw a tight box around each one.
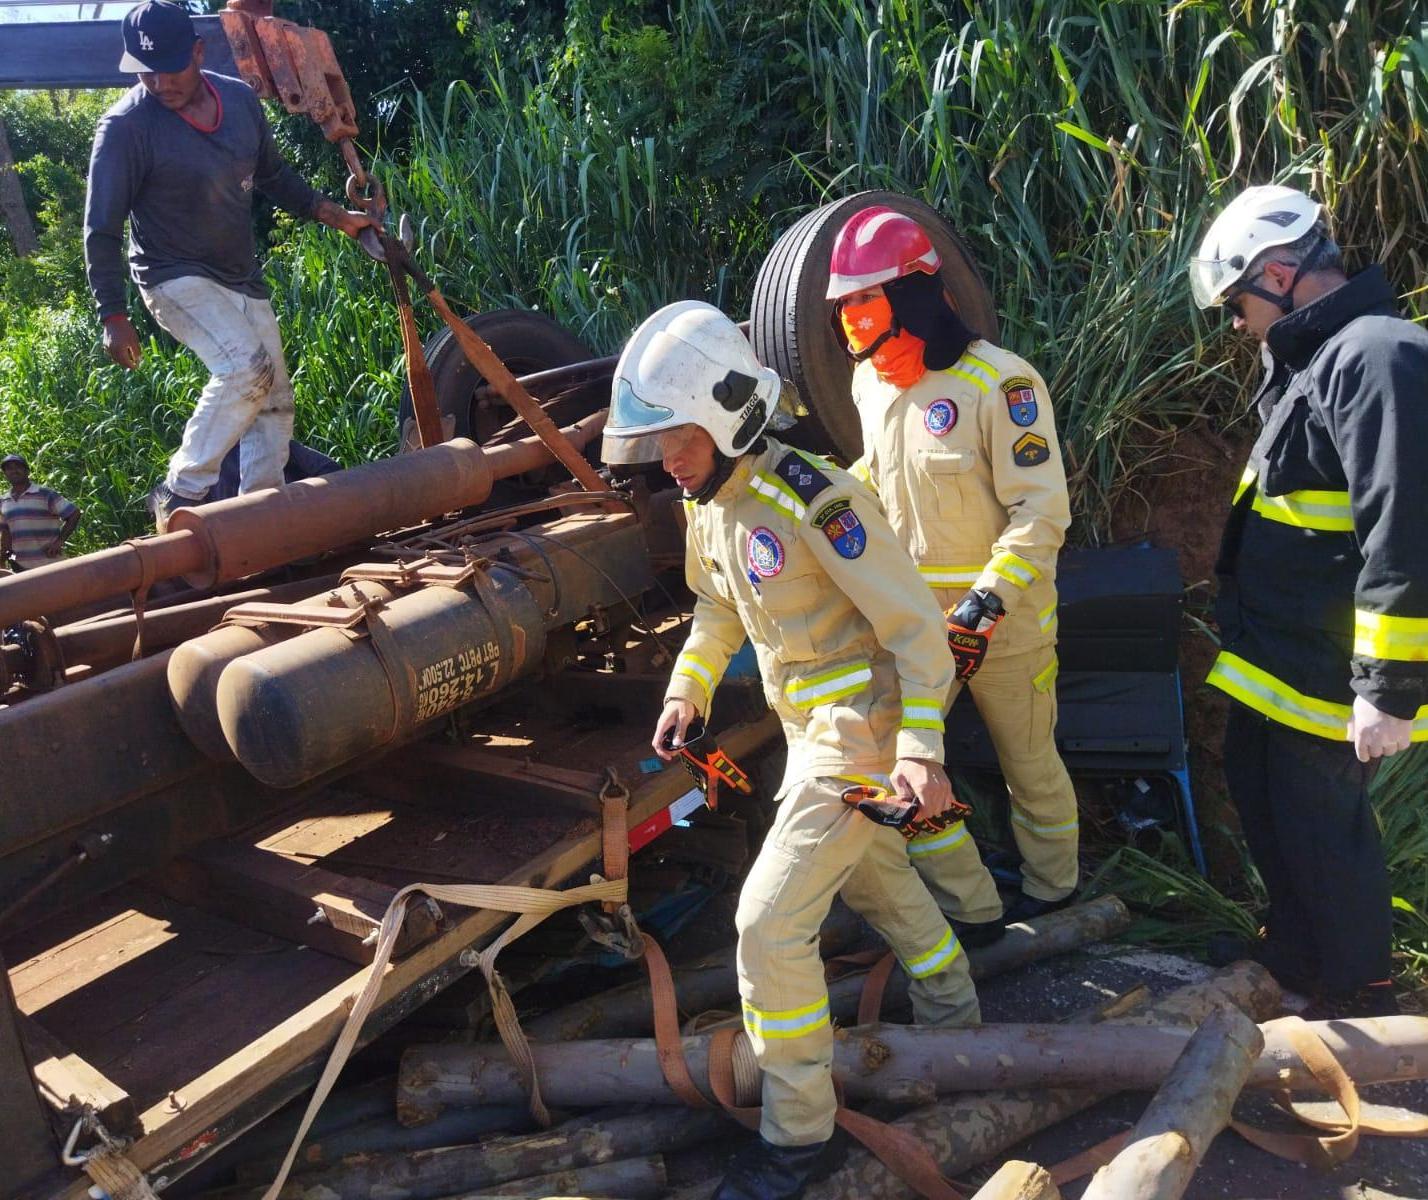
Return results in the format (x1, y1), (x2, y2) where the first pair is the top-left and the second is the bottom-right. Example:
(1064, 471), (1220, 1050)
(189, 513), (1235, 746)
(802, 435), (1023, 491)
(119, 1), (199, 75)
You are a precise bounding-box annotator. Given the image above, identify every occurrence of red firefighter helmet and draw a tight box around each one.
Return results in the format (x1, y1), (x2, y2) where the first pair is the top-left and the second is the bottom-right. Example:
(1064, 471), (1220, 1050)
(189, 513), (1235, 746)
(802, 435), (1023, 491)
(826, 206), (942, 300)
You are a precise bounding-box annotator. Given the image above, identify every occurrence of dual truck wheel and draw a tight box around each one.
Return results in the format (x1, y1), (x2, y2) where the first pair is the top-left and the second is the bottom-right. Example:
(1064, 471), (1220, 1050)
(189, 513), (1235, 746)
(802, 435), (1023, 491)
(399, 191), (995, 464)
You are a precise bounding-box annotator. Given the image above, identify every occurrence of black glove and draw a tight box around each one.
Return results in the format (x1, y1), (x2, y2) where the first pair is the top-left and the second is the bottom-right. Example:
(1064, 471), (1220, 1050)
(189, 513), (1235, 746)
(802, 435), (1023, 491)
(946, 587), (1005, 680)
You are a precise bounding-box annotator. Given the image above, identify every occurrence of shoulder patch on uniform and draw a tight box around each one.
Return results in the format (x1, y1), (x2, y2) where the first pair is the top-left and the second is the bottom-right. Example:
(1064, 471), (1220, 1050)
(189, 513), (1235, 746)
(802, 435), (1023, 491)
(923, 399), (958, 436)
(775, 450), (833, 506)
(1002, 377), (1039, 427)
(746, 527), (785, 578)
(814, 497), (867, 559)
(1012, 431), (1051, 467)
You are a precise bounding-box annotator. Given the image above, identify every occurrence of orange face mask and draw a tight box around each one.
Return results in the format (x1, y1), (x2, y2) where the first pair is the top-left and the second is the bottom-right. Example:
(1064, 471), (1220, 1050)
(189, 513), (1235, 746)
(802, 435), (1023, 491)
(839, 296), (927, 389)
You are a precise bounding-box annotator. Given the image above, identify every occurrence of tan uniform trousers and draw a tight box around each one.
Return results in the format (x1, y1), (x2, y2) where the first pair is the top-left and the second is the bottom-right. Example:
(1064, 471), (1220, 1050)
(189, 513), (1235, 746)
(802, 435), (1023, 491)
(911, 646), (1080, 915)
(736, 776), (980, 1147)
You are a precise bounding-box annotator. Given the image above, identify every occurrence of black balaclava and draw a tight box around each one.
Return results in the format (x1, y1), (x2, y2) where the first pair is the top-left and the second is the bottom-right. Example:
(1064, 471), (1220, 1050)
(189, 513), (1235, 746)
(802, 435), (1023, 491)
(883, 271), (976, 369)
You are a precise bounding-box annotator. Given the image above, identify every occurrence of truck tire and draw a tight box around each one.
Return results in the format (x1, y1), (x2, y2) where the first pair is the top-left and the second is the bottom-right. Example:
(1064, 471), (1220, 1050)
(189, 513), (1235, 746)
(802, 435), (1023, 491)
(749, 191), (997, 461)
(397, 309), (596, 449)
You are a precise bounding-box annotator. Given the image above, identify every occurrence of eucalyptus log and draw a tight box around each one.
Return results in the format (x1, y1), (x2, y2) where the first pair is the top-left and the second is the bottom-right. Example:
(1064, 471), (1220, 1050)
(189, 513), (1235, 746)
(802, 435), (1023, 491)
(799, 962), (1283, 1200)
(454, 1153), (665, 1198)
(828, 895), (1132, 1023)
(970, 1161), (1062, 1200)
(254, 1108), (724, 1200)
(1080, 1006), (1264, 1200)
(401, 1011), (1426, 1113)
(235, 1106), (532, 1179)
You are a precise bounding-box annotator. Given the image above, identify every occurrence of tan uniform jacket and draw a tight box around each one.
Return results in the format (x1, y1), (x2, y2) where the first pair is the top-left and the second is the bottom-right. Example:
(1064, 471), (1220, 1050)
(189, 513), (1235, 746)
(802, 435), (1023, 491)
(664, 438), (955, 787)
(851, 342), (1071, 654)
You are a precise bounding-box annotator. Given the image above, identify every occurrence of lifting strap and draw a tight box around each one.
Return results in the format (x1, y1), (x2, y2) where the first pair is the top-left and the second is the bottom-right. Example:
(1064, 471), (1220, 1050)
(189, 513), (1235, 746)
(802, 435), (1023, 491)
(259, 790), (631, 1200)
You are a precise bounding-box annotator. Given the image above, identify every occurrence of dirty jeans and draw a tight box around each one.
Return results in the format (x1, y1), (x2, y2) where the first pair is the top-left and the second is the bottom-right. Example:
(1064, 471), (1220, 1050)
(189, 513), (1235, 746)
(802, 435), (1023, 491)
(140, 275), (294, 499)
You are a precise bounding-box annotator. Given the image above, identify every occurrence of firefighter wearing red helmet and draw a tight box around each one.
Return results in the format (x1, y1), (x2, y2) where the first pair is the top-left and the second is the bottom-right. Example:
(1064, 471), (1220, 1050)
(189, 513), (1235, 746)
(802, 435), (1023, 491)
(827, 205), (1080, 931)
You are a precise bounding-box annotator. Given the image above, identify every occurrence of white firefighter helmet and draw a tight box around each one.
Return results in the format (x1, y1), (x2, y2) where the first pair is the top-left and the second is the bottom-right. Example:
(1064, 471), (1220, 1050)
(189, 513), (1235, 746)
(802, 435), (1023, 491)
(602, 301), (782, 465)
(1189, 185), (1325, 309)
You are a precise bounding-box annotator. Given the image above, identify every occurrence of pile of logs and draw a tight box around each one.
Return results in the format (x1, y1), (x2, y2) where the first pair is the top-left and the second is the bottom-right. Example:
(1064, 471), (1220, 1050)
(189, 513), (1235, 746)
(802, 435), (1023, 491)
(195, 896), (1428, 1200)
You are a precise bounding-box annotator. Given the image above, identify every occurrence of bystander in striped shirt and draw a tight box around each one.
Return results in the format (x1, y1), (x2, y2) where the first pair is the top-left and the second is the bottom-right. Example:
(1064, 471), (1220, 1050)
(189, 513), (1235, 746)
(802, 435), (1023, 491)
(1, 485), (79, 569)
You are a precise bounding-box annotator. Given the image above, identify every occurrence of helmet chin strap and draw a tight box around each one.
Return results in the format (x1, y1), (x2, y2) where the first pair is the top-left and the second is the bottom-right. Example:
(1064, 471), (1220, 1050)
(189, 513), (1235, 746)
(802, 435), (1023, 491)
(686, 450), (736, 504)
(1239, 234), (1328, 314)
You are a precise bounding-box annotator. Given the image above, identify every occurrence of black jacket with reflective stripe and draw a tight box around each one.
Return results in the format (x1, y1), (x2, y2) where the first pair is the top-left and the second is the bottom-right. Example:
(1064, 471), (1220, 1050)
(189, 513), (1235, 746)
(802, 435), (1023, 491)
(1214, 266), (1428, 723)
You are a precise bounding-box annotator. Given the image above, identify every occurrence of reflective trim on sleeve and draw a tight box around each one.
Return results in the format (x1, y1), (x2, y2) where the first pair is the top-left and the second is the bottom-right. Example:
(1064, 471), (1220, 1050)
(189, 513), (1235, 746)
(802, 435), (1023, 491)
(1032, 657), (1059, 692)
(672, 651), (719, 701)
(902, 925), (963, 978)
(1010, 808), (1079, 837)
(1206, 651), (1351, 739)
(748, 472), (807, 521)
(742, 995), (831, 1041)
(1233, 466), (1255, 504)
(785, 661), (873, 708)
(919, 563), (984, 588)
(901, 697), (945, 732)
(849, 458), (875, 490)
(1038, 602), (1058, 633)
(989, 551), (1041, 590)
(906, 820), (970, 857)
(1251, 487), (1354, 532)
(1353, 610), (1428, 663)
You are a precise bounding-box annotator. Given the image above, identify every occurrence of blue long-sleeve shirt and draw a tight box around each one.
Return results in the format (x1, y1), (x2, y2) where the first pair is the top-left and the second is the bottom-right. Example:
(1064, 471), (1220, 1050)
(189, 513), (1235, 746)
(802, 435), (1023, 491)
(84, 72), (320, 319)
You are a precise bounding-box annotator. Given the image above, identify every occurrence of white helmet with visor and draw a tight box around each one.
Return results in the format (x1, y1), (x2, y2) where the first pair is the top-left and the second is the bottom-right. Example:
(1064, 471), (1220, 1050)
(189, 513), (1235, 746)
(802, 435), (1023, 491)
(1190, 185), (1325, 310)
(602, 301), (782, 466)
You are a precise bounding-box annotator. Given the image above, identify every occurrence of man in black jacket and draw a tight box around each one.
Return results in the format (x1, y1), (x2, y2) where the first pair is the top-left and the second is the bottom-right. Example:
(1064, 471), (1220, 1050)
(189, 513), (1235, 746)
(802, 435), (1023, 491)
(1190, 184), (1428, 1016)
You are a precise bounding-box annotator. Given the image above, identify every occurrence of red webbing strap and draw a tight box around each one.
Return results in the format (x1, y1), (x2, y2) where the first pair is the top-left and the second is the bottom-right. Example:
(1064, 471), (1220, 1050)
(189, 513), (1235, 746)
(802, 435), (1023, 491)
(1048, 1131), (1130, 1185)
(640, 932), (713, 1109)
(856, 951), (897, 1027)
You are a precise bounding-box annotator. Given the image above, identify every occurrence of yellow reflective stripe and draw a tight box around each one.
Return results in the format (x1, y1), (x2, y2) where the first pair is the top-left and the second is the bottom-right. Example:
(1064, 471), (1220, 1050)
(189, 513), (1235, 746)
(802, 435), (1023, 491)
(1353, 610), (1428, 662)
(1032, 658), (1059, 692)
(785, 661), (873, 708)
(748, 472), (806, 521)
(742, 995), (831, 1040)
(901, 697), (945, 732)
(919, 563), (984, 587)
(906, 820), (970, 857)
(1038, 602), (1058, 632)
(838, 772), (890, 789)
(903, 925), (962, 978)
(962, 350), (998, 379)
(673, 651), (718, 700)
(1010, 809), (1079, 837)
(1251, 488), (1354, 532)
(792, 447), (835, 473)
(990, 551), (1040, 590)
(947, 367), (991, 394)
(1233, 466), (1255, 504)
(1206, 651), (1351, 739)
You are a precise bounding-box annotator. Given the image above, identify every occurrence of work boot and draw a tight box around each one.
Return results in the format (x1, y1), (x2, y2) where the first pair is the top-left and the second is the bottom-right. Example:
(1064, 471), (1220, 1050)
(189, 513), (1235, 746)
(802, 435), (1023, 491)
(1003, 892), (1074, 925)
(952, 914), (1007, 950)
(147, 481), (206, 533)
(713, 1132), (848, 1200)
(1205, 932), (1318, 996)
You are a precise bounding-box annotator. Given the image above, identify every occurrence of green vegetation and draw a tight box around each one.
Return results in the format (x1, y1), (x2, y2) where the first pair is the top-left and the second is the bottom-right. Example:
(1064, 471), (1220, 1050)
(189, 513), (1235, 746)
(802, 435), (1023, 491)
(2, 0), (1427, 987)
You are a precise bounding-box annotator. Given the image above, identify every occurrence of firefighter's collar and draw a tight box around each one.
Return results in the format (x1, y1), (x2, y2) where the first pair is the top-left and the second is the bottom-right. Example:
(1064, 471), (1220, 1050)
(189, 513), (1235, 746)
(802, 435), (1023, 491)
(1265, 265), (1397, 370)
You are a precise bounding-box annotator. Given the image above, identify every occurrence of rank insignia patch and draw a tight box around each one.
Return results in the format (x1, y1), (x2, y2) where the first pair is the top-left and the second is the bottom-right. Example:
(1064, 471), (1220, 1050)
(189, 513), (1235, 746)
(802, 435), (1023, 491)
(1002, 377), (1039, 427)
(1012, 431), (1051, 467)
(747, 527), (785, 578)
(814, 497), (867, 559)
(776, 450), (833, 504)
(923, 399), (958, 437)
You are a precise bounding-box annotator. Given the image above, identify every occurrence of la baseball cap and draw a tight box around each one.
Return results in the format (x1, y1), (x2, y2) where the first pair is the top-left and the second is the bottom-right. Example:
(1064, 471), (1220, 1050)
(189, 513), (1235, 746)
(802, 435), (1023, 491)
(1, 454), (28, 468)
(119, 1), (199, 75)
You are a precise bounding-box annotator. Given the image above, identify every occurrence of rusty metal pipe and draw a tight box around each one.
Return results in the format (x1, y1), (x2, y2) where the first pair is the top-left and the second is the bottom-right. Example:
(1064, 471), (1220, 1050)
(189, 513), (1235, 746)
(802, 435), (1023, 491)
(0, 415), (605, 629)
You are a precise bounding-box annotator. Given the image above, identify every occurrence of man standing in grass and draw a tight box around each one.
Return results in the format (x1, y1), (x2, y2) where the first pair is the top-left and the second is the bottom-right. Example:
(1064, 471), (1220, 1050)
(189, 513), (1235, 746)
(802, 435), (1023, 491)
(83, 1), (375, 530)
(1191, 184), (1428, 1017)
(1, 455), (81, 571)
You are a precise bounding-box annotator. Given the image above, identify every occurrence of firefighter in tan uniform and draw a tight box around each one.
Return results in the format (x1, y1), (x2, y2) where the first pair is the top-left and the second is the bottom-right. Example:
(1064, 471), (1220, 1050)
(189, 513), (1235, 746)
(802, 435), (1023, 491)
(602, 300), (978, 1200)
(826, 206), (1080, 929)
